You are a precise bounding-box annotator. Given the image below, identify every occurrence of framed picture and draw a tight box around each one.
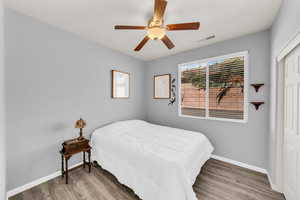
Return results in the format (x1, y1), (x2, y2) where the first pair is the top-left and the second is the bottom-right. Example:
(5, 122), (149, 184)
(154, 74), (171, 99)
(112, 70), (130, 98)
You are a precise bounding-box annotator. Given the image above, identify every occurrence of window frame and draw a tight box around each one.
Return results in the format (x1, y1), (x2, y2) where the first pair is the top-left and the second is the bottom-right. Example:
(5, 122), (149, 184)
(178, 51), (249, 123)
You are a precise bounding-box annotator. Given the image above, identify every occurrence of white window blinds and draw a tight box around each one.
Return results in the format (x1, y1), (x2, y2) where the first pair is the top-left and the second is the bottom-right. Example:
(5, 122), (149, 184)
(179, 51), (248, 122)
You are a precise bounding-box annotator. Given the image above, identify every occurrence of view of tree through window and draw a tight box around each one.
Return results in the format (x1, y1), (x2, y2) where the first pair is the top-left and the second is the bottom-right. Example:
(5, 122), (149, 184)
(179, 52), (247, 121)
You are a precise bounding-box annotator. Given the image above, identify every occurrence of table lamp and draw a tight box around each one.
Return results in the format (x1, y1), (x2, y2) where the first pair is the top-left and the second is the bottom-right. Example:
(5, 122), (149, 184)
(75, 118), (86, 140)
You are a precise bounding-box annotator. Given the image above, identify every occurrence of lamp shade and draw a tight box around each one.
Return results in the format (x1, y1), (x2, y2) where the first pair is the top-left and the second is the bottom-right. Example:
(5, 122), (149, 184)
(75, 118), (86, 129)
(147, 27), (165, 40)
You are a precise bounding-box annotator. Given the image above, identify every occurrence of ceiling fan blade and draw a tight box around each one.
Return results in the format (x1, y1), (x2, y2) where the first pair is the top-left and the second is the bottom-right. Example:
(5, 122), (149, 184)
(166, 22), (200, 31)
(154, 0), (168, 22)
(134, 36), (150, 51)
(161, 35), (175, 49)
(115, 25), (146, 30)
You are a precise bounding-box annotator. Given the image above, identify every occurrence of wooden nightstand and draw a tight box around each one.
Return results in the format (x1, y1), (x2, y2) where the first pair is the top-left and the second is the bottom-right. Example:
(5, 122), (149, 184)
(60, 138), (92, 184)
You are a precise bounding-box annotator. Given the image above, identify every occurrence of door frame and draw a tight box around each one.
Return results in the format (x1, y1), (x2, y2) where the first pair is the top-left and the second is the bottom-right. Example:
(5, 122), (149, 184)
(273, 28), (300, 193)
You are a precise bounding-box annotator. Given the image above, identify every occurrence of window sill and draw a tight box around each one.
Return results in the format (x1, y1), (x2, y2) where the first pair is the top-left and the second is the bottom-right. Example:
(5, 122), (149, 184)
(178, 114), (248, 124)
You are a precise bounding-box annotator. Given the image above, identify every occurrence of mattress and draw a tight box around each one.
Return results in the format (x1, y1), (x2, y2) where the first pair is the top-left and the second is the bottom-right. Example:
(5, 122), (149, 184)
(91, 120), (214, 200)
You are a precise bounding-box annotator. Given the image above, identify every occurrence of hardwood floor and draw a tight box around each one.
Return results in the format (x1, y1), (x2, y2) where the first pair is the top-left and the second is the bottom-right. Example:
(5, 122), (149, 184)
(10, 159), (285, 200)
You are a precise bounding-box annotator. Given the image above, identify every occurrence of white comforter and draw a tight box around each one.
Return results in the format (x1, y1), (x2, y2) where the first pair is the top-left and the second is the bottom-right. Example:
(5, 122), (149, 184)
(91, 120), (213, 200)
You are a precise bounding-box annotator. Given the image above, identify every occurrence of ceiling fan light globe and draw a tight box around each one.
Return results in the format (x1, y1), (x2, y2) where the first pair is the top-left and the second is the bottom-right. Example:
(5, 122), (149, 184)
(147, 27), (165, 40)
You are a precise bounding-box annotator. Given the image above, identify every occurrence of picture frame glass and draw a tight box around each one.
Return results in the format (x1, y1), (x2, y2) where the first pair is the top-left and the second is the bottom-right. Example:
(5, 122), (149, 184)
(154, 74), (171, 99)
(112, 70), (130, 98)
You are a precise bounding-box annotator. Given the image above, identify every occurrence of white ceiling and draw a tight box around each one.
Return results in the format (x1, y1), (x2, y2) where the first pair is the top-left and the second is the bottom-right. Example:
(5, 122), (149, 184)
(5, 0), (282, 61)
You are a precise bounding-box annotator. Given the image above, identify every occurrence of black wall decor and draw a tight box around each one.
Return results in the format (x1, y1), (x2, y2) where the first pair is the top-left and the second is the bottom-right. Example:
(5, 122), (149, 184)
(251, 83), (264, 92)
(169, 78), (176, 106)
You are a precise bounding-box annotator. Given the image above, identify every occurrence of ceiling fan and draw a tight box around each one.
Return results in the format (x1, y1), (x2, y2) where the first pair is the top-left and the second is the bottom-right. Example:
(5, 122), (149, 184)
(114, 0), (200, 51)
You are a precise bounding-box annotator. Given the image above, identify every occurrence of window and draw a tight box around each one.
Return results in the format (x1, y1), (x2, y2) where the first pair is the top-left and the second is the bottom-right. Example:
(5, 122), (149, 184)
(178, 51), (248, 122)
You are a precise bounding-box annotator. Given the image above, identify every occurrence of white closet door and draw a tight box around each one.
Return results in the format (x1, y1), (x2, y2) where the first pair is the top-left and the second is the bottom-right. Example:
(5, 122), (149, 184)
(284, 45), (300, 200)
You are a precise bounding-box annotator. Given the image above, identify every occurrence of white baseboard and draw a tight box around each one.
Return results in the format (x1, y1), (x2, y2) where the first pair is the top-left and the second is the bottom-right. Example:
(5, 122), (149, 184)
(7, 162), (83, 198)
(267, 173), (282, 193)
(211, 154), (267, 174)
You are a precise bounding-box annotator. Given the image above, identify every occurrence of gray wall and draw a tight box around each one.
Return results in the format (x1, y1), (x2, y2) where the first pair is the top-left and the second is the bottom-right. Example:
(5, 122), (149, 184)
(145, 31), (270, 169)
(269, 0), (300, 185)
(0, 0), (6, 199)
(5, 9), (146, 190)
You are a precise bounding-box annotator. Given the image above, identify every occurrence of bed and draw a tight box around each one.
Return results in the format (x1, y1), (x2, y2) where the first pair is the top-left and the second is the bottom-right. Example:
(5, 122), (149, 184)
(91, 120), (214, 200)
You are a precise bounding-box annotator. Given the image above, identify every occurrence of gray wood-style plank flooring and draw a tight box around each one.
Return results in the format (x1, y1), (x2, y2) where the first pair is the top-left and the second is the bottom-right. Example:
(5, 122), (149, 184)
(10, 159), (285, 200)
